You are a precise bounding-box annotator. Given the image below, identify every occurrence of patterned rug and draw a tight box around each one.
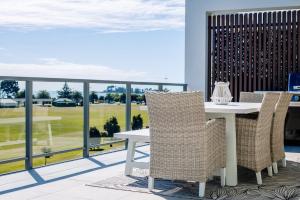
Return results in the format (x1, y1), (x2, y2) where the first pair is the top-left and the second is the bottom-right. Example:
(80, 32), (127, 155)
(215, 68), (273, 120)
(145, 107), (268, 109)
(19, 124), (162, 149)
(87, 161), (300, 199)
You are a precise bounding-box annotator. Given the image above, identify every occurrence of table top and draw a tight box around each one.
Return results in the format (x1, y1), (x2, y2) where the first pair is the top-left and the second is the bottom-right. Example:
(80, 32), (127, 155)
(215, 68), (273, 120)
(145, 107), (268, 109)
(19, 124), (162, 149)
(138, 102), (262, 114)
(115, 129), (150, 140)
(205, 102), (261, 114)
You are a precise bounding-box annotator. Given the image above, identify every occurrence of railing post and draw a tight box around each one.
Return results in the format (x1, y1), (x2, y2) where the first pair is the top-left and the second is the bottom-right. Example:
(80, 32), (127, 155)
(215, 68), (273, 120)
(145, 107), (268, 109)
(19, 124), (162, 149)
(25, 80), (33, 170)
(183, 84), (188, 91)
(158, 84), (163, 91)
(83, 82), (90, 158)
(125, 83), (131, 149)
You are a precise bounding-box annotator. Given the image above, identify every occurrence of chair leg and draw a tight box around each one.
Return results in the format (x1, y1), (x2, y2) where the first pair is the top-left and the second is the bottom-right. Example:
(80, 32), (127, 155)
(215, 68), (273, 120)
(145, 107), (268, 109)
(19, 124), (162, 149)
(220, 168), (226, 187)
(267, 166), (273, 177)
(256, 172), (262, 185)
(272, 162), (278, 174)
(282, 158), (287, 167)
(198, 182), (206, 198)
(148, 176), (154, 191)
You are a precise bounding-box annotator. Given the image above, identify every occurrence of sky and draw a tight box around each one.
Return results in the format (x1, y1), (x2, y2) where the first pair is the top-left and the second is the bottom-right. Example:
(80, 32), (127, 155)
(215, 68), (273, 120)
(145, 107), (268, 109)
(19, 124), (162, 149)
(0, 0), (185, 92)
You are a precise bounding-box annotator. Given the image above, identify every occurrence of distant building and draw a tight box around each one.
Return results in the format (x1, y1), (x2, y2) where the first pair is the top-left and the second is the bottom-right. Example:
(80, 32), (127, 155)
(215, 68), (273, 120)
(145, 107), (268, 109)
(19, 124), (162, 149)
(52, 98), (76, 107)
(15, 98), (53, 106)
(0, 99), (18, 108)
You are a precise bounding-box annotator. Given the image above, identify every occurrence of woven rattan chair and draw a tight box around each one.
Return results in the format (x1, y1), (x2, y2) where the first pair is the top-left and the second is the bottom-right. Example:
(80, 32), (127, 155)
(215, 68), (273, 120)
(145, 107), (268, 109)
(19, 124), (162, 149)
(271, 93), (292, 174)
(145, 91), (226, 198)
(236, 93), (279, 185)
(238, 92), (264, 119)
(239, 92), (264, 103)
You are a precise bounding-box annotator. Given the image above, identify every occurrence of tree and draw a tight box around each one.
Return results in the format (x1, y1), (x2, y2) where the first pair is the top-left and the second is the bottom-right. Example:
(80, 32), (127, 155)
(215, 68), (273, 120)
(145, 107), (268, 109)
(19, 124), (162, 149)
(136, 95), (143, 104)
(15, 90), (26, 98)
(99, 96), (105, 101)
(113, 93), (120, 102)
(142, 94), (146, 105)
(132, 114), (143, 130)
(0, 80), (20, 98)
(105, 93), (114, 103)
(134, 88), (142, 94)
(37, 90), (51, 99)
(120, 93), (126, 103)
(72, 91), (83, 104)
(131, 94), (138, 102)
(104, 117), (120, 137)
(89, 91), (98, 103)
(57, 82), (72, 99)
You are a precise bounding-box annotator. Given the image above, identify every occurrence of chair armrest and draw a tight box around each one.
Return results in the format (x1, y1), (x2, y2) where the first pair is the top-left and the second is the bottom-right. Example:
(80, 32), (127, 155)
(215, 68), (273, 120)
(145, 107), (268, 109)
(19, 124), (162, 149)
(206, 118), (226, 174)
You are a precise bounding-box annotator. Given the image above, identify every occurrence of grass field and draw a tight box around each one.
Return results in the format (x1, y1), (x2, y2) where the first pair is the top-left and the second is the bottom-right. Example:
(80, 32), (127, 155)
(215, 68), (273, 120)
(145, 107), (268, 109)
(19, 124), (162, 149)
(0, 103), (148, 174)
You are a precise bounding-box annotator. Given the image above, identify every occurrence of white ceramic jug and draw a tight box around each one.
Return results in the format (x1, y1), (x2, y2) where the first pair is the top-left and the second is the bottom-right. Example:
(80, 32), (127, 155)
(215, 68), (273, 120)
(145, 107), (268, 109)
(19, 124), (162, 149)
(211, 82), (233, 105)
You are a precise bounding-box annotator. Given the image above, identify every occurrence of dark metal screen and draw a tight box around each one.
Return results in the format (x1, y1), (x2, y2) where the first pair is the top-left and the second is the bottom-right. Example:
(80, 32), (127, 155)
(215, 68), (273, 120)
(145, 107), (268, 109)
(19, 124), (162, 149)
(207, 11), (300, 101)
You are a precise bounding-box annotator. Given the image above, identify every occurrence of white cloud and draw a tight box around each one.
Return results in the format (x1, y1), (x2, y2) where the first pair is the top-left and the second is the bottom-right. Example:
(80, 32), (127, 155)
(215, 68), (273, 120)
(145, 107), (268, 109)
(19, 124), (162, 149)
(0, 0), (184, 32)
(0, 58), (149, 81)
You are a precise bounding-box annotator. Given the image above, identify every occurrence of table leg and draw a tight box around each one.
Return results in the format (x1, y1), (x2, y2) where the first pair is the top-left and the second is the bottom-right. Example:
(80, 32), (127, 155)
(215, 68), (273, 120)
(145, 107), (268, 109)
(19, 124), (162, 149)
(125, 140), (136, 176)
(224, 114), (238, 186)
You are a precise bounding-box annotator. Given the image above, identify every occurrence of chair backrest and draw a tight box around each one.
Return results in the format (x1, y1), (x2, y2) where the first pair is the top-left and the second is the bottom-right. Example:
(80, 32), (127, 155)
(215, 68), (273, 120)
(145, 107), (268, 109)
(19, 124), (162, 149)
(256, 93), (280, 134)
(239, 92), (264, 103)
(271, 92), (292, 161)
(145, 91), (207, 181)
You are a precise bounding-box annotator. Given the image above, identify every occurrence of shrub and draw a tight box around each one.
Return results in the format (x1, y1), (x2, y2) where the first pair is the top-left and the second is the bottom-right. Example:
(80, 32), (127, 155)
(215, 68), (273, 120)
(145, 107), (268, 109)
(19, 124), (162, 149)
(99, 131), (108, 137)
(89, 127), (101, 138)
(132, 114), (143, 130)
(89, 127), (108, 138)
(104, 117), (120, 137)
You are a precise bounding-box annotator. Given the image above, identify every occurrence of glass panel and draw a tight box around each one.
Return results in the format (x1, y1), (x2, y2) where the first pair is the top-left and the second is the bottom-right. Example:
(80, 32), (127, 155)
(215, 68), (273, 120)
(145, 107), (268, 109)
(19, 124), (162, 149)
(89, 83), (126, 155)
(0, 80), (25, 174)
(131, 85), (158, 129)
(32, 81), (83, 167)
(163, 85), (184, 92)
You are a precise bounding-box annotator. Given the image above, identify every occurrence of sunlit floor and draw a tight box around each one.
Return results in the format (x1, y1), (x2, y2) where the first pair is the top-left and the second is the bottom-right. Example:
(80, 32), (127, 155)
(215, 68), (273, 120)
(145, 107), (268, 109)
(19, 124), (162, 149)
(0, 145), (299, 200)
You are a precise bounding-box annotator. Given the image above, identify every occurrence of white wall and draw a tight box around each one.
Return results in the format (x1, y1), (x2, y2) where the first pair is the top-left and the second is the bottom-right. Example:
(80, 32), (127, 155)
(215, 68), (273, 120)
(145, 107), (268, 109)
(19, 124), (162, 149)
(185, 0), (300, 97)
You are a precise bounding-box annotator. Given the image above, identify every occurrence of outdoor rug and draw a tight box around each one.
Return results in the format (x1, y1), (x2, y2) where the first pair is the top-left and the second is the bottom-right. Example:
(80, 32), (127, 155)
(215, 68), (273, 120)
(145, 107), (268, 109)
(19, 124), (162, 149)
(87, 161), (300, 199)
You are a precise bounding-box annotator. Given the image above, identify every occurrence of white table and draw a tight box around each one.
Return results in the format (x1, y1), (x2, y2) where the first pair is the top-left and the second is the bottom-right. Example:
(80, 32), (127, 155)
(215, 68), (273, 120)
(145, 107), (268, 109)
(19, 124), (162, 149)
(204, 102), (261, 186)
(115, 129), (150, 175)
(115, 102), (261, 186)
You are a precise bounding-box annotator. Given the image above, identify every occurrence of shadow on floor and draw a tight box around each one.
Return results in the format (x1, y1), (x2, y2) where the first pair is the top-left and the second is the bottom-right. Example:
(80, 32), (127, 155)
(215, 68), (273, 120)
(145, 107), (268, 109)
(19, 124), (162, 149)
(0, 150), (149, 196)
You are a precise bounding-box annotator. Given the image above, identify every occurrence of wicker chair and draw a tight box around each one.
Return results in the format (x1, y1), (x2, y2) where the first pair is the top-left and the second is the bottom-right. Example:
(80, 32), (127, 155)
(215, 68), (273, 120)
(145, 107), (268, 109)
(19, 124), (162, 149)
(145, 91), (226, 198)
(271, 93), (292, 174)
(239, 92), (264, 103)
(238, 92), (264, 119)
(236, 93), (279, 185)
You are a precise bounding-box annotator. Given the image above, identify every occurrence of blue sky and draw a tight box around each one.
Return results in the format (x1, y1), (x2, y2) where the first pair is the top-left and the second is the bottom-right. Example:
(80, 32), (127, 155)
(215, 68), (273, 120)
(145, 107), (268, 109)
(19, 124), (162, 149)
(0, 0), (185, 91)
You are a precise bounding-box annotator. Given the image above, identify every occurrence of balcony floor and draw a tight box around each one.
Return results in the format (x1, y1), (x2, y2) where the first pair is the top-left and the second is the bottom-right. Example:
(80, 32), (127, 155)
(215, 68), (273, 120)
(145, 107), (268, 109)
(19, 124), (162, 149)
(0, 145), (300, 200)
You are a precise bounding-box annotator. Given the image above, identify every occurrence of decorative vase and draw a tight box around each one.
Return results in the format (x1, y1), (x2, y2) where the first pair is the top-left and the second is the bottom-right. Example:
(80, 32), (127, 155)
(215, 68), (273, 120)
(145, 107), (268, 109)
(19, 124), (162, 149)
(211, 82), (233, 105)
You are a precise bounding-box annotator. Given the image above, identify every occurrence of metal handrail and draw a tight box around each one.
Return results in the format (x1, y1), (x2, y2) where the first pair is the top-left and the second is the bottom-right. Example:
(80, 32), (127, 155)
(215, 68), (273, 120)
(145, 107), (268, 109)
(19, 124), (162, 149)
(0, 76), (186, 86)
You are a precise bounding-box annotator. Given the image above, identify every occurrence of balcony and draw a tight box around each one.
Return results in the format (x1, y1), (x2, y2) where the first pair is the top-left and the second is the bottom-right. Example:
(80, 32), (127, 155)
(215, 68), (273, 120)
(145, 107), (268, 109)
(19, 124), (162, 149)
(0, 76), (299, 200)
(2, 0), (300, 199)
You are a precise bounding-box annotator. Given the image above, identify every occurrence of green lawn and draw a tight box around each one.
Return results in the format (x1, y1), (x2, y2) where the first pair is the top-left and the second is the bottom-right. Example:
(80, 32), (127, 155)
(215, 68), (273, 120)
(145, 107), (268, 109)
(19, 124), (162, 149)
(0, 103), (148, 174)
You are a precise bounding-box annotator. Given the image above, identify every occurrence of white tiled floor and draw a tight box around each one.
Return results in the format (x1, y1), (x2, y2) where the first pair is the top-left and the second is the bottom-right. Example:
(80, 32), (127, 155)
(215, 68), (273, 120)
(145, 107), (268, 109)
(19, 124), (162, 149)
(0, 145), (299, 200)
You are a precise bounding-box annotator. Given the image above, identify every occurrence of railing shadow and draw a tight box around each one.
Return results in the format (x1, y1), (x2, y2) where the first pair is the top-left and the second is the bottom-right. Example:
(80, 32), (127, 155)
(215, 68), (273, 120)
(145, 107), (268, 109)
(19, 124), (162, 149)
(0, 149), (149, 195)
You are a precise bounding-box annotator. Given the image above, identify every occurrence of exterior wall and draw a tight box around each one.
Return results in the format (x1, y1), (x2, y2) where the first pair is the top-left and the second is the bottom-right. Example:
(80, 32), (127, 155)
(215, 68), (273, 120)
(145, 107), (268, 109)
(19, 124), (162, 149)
(185, 0), (300, 97)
